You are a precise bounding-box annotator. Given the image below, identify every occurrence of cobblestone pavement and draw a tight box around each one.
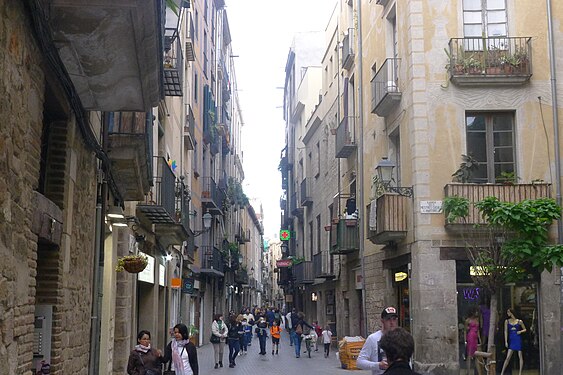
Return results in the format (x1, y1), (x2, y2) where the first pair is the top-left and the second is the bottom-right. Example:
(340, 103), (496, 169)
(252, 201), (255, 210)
(194, 329), (371, 375)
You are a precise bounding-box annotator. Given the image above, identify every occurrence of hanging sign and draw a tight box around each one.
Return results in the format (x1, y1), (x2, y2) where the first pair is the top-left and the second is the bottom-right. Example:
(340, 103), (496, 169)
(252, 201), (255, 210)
(280, 229), (291, 241)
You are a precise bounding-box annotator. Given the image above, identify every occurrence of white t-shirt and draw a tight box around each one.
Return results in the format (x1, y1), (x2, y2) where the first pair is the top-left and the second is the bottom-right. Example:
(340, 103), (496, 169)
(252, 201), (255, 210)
(356, 330), (385, 375)
(321, 330), (332, 344)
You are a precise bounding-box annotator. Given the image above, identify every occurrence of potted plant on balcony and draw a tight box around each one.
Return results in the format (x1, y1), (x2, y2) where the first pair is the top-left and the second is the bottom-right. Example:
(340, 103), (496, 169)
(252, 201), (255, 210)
(452, 154), (479, 183)
(496, 171), (519, 185)
(116, 254), (148, 273)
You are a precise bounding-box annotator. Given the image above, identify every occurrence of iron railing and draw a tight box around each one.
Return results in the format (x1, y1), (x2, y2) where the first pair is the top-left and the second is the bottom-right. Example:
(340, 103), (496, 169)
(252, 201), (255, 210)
(293, 261), (314, 284)
(342, 28), (355, 70)
(371, 58), (401, 115)
(200, 246), (224, 276)
(335, 115), (356, 158)
(313, 251), (334, 278)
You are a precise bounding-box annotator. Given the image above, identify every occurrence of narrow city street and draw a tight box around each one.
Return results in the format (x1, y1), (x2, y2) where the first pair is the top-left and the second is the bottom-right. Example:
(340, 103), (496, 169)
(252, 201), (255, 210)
(193, 330), (370, 375)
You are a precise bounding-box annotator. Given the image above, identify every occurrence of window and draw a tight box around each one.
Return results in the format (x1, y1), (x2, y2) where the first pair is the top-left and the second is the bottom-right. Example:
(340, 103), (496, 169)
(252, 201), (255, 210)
(315, 142), (321, 178)
(316, 215), (321, 255)
(466, 112), (515, 183)
(463, 0), (507, 38)
(194, 72), (198, 102)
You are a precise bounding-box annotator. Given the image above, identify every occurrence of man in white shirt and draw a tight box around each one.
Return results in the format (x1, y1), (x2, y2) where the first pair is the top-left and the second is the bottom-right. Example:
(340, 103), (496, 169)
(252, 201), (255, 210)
(285, 308), (294, 346)
(357, 306), (400, 375)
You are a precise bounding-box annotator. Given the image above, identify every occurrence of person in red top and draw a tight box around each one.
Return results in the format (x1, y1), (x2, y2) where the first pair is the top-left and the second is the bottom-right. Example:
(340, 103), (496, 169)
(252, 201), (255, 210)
(270, 320), (282, 355)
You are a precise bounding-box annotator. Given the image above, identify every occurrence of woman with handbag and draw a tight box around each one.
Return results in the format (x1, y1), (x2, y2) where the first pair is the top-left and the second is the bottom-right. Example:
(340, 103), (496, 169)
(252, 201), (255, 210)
(211, 313), (228, 369)
(163, 323), (198, 375)
(127, 330), (165, 375)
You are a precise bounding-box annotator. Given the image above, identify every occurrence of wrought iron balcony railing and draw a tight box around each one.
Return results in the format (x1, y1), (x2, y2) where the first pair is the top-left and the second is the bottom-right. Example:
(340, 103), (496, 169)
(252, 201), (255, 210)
(201, 176), (226, 214)
(342, 28), (355, 70)
(200, 246), (224, 277)
(163, 36), (184, 96)
(313, 251), (334, 279)
(300, 178), (312, 206)
(293, 261), (314, 284)
(371, 58), (401, 117)
(335, 115), (356, 158)
(447, 36), (532, 86)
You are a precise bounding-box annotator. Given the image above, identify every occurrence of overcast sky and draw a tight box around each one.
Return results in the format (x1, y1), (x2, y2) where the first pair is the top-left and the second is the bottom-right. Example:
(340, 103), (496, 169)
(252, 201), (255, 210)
(226, 0), (337, 239)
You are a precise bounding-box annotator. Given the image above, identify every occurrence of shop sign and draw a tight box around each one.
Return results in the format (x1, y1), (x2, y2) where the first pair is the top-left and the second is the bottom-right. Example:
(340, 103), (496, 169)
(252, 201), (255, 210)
(138, 252), (154, 284)
(276, 259), (292, 268)
(182, 278), (195, 294)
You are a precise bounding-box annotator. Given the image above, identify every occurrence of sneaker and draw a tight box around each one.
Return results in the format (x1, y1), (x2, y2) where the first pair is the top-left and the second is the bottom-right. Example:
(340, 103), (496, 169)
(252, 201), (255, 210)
(276, 351), (279, 355)
(272, 350), (274, 355)
(215, 364), (219, 369)
(219, 362), (223, 368)
(229, 364), (235, 368)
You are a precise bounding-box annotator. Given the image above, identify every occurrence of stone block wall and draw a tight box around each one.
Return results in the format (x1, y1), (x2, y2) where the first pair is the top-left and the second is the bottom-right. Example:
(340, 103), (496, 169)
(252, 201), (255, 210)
(0, 2), (46, 374)
(0, 2), (98, 374)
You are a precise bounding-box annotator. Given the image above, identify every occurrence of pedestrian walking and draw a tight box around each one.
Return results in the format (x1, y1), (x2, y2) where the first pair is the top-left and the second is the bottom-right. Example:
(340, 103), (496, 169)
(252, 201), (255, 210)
(211, 313), (228, 369)
(290, 311), (313, 358)
(312, 321), (322, 351)
(227, 315), (242, 368)
(163, 323), (199, 375)
(357, 306), (400, 374)
(127, 330), (165, 375)
(255, 317), (269, 355)
(321, 325), (333, 358)
(286, 308), (294, 346)
(378, 327), (421, 374)
(270, 320), (282, 355)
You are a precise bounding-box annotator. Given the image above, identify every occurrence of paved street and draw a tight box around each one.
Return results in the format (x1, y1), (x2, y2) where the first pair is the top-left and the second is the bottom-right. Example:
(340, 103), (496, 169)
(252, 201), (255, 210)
(194, 330), (371, 375)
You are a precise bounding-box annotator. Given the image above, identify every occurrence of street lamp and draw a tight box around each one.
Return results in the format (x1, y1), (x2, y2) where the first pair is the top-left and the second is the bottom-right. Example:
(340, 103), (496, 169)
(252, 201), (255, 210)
(375, 157), (414, 197)
(192, 211), (213, 237)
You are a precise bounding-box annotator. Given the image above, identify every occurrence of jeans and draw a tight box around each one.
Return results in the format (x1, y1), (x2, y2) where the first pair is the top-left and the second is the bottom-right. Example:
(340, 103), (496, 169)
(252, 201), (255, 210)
(324, 343), (330, 357)
(228, 339), (240, 365)
(292, 332), (302, 357)
(258, 334), (268, 354)
(240, 336), (247, 352)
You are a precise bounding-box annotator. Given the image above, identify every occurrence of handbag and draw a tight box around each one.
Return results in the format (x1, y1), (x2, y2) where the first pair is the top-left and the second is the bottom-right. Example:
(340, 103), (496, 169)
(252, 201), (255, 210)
(295, 324), (303, 335)
(210, 333), (221, 343)
(136, 352), (160, 375)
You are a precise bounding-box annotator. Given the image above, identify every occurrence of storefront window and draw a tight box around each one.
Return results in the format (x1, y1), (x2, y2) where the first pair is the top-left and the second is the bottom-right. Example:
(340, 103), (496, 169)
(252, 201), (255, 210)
(393, 266), (410, 332)
(456, 261), (540, 374)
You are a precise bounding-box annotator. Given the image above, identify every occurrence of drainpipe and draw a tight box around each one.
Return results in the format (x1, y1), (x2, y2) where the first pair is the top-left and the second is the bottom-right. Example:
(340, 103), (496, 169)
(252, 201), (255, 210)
(546, 2), (563, 373)
(88, 175), (105, 375)
(356, 0), (369, 337)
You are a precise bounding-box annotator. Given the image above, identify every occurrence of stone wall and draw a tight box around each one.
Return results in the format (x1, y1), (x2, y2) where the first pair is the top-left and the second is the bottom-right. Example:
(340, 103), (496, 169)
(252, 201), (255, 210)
(0, 2), (46, 374)
(0, 2), (99, 374)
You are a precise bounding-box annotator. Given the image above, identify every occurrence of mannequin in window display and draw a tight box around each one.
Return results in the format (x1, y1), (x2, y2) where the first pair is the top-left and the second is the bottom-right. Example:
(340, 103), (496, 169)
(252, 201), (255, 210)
(464, 308), (482, 375)
(500, 308), (527, 375)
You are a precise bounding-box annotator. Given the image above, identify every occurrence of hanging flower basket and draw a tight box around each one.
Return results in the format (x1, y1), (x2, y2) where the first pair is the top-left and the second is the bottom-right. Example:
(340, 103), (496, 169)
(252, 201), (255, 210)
(116, 254), (148, 273)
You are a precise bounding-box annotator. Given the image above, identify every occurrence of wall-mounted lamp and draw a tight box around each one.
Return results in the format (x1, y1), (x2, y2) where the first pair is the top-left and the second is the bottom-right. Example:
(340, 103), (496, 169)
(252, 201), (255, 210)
(192, 211), (213, 237)
(106, 206), (125, 220)
(375, 157), (414, 197)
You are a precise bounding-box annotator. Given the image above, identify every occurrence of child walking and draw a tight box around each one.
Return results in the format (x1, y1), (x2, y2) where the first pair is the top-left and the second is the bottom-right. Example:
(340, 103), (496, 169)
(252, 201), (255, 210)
(321, 325), (333, 358)
(270, 320), (282, 355)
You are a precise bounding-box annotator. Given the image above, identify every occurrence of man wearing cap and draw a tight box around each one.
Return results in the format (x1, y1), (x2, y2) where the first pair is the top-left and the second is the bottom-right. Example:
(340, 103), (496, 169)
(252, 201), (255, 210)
(357, 306), (400, 374)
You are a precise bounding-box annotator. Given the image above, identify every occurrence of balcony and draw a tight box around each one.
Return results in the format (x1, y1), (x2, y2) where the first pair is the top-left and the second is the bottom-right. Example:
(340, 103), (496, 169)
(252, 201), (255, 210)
(290, 192), (303, 218)
(200, 246), (224, 277)
(376, 0), (390, 5)
(300, 178), (313, 206)
(313, 251), (334, 279)
(330, 219), (359, 255)
(136, 157), (189, 248)
(293, 261), (314, 284)
(235, 268), (249, 285)
(163, 36), (184, 96)
(448, 37), (532, 86)
(367, 194), (408, 245)
(342, 28), (355, 70)
(335, 116), (356, 158)
(371, 58), (401, 117)
(201, 176), (226, 214)
(43, 0), (164, 111)
(185, 13), (195, 62)
(183, 235), (195, 264)
(107, 112), (152, 201)
(278, 266), (292, 286)
(443, 183), (551, 228)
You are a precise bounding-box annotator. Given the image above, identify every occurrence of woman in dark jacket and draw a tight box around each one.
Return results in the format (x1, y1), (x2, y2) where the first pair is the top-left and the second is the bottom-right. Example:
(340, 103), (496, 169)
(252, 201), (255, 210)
(226, 315), (243, 367)
(163, 323), (199, 375)
(127, 330), (165, 375)
(291, 312), (313, 358)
